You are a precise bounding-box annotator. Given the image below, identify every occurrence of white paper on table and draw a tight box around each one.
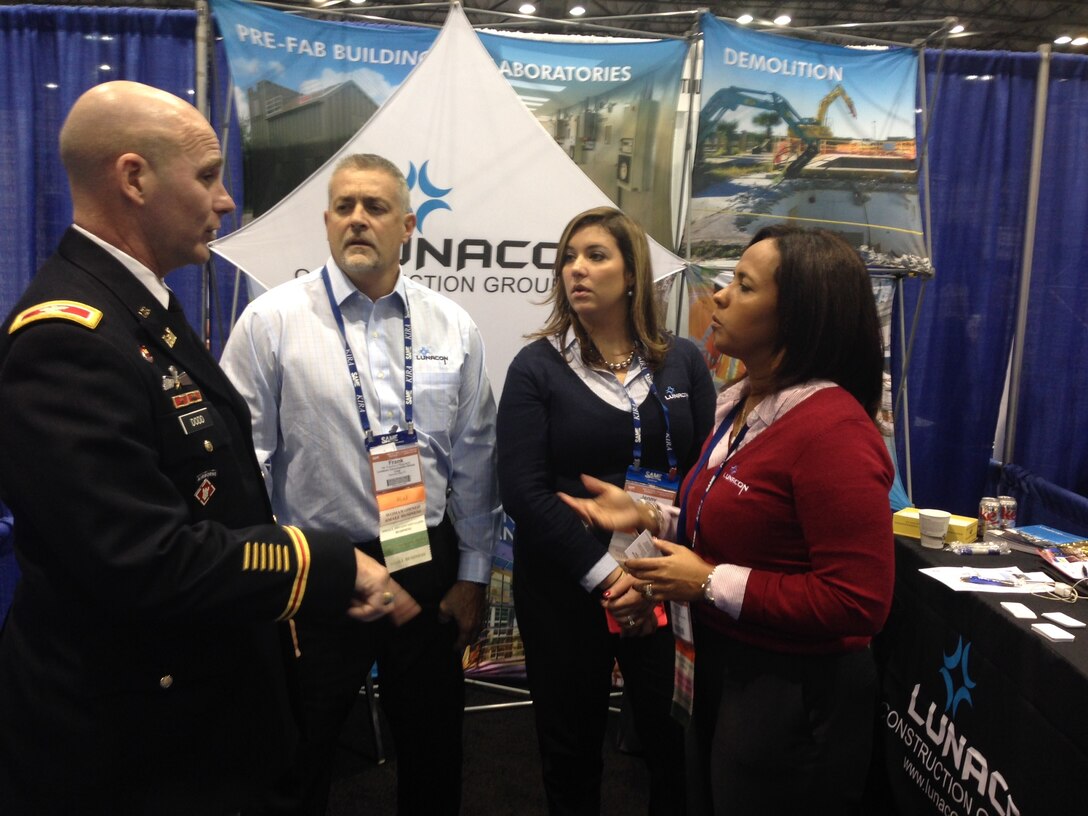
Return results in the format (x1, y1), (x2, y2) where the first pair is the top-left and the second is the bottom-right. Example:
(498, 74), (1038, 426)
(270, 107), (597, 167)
(919, 566), (1058, 593)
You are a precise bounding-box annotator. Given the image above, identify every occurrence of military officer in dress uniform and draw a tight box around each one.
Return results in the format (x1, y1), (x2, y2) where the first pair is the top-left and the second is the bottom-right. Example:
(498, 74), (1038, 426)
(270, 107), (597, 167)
(0, 81), (414, 815)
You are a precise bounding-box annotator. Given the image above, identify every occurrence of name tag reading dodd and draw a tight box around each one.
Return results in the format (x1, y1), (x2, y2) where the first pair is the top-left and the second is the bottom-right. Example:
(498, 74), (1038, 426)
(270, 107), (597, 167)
(370, 430), (431, 573)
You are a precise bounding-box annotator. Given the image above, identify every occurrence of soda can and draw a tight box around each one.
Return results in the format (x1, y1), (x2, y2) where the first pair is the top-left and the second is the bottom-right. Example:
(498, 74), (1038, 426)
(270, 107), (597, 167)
(998, 496), (1018, 529)
(978, 497), (1000, 538)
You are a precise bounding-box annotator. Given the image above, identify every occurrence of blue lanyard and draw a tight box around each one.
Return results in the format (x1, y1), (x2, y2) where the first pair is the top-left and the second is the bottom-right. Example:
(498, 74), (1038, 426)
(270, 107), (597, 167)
(625, 361), (677, 478)
(321, 266), (415, 448)
(676, 400), (748, 547)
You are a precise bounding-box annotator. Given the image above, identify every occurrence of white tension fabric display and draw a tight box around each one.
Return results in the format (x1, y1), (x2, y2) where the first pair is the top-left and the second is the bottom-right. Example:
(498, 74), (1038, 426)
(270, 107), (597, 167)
(210, 4), (686, 395)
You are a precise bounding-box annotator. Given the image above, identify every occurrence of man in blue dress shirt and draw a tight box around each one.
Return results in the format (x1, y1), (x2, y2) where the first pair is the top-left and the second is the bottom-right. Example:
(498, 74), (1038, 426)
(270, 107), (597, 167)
(221, 153), (502, 815)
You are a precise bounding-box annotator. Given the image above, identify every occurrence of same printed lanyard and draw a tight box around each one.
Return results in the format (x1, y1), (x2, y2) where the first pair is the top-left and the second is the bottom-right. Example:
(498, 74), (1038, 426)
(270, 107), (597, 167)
(624, 361), (678, 478)
(321, 266), (415, 448)
(676, 400), (749, 549)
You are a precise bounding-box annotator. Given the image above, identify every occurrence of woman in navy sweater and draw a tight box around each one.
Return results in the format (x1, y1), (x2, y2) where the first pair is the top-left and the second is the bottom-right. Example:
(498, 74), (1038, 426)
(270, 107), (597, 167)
(497, 207), (715, 815)
(561, 225), (894, 816)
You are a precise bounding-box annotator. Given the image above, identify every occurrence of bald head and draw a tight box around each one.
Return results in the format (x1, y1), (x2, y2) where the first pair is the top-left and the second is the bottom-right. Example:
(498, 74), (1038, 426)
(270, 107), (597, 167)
(58, 81), (235, 276)
(60, 81), (201, 195)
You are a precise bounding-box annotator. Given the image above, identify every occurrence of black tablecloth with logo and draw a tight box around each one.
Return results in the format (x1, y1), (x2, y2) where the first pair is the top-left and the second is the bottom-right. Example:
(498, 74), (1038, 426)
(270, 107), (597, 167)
(870, 537), (1088, 816)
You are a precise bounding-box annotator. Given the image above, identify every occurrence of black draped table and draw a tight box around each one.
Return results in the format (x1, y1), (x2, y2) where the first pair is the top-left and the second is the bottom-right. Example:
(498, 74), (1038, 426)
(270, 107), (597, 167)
(870, 536), (1088, 816)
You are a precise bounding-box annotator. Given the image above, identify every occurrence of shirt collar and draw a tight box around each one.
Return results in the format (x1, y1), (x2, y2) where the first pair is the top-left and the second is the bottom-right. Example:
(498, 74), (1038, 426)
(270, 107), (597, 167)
(72, 223), (171, 308)
(555, 326), (579, 355)
(718, 377), (836, 429)
(325, 256), (406, 312)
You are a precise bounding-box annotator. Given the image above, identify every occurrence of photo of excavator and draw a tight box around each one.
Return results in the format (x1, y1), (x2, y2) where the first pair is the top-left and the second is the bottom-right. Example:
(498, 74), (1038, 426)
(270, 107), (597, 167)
(696, 83), (859, 180)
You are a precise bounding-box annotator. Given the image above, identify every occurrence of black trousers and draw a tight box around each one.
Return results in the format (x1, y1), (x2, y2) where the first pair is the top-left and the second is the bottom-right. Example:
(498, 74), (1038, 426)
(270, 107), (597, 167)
(515, 563), (686, 816)
(278, 522), (465, 816)
(687, 625), (878, 816)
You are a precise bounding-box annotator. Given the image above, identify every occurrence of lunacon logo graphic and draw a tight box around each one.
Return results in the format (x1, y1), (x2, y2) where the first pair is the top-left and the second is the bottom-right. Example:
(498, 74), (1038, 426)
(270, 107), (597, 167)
(939, 636), (975, 716)
(406, 161), (451, 233)
(416, 345), (449, 364)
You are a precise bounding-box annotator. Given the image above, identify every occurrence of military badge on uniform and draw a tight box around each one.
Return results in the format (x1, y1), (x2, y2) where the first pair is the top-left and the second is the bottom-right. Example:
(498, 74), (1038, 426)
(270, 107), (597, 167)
(171, 389), (203, 409)
(195, 477), (216, 506)
(161, 366), (194, 391)
(138, 306), (151, 318)
(162, 327), (177, 348)
(139, 345), (154, 363)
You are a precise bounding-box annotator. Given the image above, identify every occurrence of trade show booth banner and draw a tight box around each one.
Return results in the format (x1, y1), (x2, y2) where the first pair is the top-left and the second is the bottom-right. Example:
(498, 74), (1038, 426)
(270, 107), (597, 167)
(211, 0), (689, 247)
(210, 4), (686, 400)
(691, 14), (929, 273)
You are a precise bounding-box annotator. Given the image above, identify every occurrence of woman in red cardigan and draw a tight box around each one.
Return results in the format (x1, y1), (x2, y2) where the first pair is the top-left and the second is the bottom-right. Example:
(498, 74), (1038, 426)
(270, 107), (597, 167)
(561, 225), (894, 816)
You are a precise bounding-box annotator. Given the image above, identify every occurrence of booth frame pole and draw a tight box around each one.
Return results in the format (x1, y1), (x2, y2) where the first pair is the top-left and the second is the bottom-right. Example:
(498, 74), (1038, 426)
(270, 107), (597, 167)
(196, 0), (212, 346)
(1002, 44), (1051, 465)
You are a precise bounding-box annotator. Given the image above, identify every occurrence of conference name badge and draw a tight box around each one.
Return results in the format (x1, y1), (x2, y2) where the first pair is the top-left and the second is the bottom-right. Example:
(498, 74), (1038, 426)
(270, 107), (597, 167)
(607, 465), (680, 561)
(370, 434), (431, 573)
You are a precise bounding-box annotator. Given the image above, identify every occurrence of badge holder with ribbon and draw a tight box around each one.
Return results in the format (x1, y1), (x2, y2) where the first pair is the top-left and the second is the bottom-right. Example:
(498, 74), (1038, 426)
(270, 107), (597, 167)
(322, 267), (432, 572)
(669, 400), (749, 722)
(605, 365), (678, 633)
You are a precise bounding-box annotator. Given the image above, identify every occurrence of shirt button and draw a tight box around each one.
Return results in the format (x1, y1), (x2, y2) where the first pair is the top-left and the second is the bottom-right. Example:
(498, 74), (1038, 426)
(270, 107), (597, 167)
(159, 674), (174, 689)
(204, 440), (214, 452)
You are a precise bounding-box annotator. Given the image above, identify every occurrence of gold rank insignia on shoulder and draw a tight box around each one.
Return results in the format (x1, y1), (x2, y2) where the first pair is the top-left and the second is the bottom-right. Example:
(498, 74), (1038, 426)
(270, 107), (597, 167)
(162, 327), (177, 348)
(9, 301), (103, 334)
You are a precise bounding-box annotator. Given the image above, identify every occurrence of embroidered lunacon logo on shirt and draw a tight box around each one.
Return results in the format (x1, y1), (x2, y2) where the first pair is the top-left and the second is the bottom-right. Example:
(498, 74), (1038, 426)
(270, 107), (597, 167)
(663, 386), (689, 401)
(723, 464), (749, 494)
(416, 345), (449, 364)
(406, 161), (451, 234)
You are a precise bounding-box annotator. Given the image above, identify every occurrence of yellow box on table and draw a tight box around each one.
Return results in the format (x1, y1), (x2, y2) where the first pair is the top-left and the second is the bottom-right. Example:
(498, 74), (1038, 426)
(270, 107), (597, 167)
(893, 507), (978, 543)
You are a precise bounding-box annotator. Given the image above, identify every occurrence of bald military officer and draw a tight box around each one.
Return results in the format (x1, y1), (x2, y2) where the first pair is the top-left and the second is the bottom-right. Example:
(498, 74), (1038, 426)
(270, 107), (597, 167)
(0, 81), (414, 815)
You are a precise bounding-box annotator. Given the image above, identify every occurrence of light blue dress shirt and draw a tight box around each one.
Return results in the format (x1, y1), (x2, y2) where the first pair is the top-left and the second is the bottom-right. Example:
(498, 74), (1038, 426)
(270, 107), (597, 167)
(220, 259), (500, 584)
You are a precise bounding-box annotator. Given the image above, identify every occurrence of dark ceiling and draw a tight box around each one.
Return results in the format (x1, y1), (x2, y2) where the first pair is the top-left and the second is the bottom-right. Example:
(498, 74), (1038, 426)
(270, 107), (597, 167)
(13, 1), (1088, 53)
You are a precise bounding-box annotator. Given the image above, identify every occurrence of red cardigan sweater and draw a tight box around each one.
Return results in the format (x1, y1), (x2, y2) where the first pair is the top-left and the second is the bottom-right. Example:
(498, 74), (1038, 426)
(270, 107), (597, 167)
(684, 386), (894, 655)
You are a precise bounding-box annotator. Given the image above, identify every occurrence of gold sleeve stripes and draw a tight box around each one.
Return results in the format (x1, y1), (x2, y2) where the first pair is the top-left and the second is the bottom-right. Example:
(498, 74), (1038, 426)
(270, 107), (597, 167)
(278, 526), (312, 621)
(240, 527), (312, 620)
(242, 541), (292, 574)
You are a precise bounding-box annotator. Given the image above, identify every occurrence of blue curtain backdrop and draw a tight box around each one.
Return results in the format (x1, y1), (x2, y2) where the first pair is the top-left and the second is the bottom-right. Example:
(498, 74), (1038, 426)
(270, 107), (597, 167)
(0, 4), (243, 356)
(893, 50), (1038, 517)
(1013, 53), (1088, 499)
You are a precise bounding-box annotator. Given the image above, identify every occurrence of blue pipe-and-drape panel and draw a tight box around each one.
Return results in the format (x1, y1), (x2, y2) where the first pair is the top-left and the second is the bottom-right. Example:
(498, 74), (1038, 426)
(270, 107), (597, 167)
(0, 5), (245, 357)
(893, 50), (1040, 517)
(995, 462), (1088, 538)
(1012, 53), (1088, 499)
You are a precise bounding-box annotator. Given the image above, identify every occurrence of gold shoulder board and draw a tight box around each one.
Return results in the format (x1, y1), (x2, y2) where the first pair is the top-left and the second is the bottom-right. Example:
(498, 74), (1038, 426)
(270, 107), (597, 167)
(9, 301), (103, 334)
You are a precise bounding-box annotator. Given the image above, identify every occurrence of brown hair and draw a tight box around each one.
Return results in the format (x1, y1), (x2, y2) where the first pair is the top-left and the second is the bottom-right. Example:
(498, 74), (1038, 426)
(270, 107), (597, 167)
(531, 207), (668, 370)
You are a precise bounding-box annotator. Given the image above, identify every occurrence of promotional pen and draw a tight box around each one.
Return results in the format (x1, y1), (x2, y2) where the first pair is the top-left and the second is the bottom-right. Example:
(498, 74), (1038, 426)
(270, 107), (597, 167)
(961, 575), (1022, 587)
(950, 543), (1010, 556)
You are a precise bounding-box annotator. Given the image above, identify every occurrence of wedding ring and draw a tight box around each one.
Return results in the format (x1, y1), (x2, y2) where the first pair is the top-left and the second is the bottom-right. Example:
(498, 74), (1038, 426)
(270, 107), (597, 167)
(642, 583), (654, 601)
(381, 591), (396, 606)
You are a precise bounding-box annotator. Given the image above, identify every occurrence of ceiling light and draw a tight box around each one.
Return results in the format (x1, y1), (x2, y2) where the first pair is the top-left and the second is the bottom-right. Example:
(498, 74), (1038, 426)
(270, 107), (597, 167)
(1073, 36), (1088, 46)
(569, 5), (586, 15)
(349, 0), (366, 5)
(519, 3), (536, 14)
(1055, 36), (1073, 44)
(950, 24), (965, 34)
(736, 14), (753, 25)
(773, 14), (791, 26)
